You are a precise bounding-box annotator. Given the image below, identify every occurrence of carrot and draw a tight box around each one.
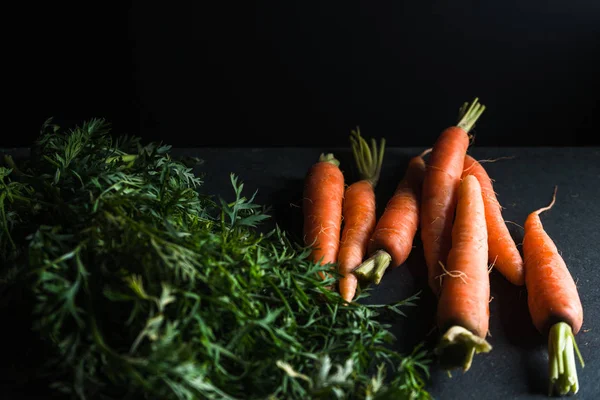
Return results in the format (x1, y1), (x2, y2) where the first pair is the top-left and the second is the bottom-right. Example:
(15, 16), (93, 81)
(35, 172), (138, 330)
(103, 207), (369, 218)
(336, 128), (384, 302)
(353, 147), (431, 285)
(461, 155), (524, 285)
(435, 174), (492, 371)
(421, 98), (485, 296)
(522, 187), (584, 395)
(302, 152), (345, 281)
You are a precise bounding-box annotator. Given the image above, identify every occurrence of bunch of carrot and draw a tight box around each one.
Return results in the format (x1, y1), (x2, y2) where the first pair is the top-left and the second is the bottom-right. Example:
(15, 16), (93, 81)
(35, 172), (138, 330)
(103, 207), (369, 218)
(302, 98), (584, 397)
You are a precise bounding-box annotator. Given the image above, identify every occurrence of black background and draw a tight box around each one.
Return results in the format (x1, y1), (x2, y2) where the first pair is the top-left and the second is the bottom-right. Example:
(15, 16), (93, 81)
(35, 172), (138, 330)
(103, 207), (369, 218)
(5, 1), (600, 148)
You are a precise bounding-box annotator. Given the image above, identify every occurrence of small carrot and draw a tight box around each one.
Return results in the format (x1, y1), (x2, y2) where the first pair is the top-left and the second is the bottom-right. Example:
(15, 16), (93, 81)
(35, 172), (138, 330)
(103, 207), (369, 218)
(421, 98), (485, 296)
(302, 152), (345, 281)
(522, 187), (584, 395)
(336, 128), (384, 302)
(435, 175), (492, 372)
(353, 147), (431, 285)
(461, 155), (524, 285)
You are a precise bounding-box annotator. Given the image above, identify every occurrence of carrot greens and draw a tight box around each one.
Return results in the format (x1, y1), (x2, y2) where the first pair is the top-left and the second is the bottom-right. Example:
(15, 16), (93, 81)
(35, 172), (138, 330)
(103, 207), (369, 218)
(0, 119), (431, 400)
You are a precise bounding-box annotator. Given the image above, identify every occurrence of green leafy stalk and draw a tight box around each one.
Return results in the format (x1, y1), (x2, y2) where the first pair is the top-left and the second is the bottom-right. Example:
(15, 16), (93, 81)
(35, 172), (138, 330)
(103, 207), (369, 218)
(548, 322), (584, 396)
(456, 98), (486, 133)
(0, 119), (432, 399)
(349, 127), (385, 187)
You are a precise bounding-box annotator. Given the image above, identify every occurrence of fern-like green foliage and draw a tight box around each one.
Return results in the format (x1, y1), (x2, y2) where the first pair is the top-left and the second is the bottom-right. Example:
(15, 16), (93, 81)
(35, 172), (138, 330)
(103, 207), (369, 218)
(0, 119), (432, 400)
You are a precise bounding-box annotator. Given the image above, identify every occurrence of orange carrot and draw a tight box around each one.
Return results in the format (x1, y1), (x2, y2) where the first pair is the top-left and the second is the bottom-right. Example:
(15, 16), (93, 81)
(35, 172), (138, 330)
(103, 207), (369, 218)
(522, 187), (584, 395)
(337, 128), (384, 302)
(421, 98), (485, 296)
(461, 155), (524, 285)
(435, 174), (492, 371)
(302, 153), (345, 280)
(353, 147), (431, 285)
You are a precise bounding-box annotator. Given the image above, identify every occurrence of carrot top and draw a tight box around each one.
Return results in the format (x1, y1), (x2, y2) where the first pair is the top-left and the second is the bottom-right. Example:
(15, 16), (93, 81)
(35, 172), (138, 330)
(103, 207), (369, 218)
(318, 152), (340, 167)
(349, 127), (385, 187)
(549, 322), (584, 395)
(436, 326), (492, 372)
(456, 97), (486, 134)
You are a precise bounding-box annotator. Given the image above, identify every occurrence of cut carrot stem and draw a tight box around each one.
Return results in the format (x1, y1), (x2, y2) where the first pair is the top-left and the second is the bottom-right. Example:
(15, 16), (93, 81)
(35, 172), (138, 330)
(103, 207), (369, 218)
(457, 97), (486, 133)
(548, 322), (585, 396)
(353, 249), (391, 285)
(318, 152), (340, 167)
(436, 326), (492, 372)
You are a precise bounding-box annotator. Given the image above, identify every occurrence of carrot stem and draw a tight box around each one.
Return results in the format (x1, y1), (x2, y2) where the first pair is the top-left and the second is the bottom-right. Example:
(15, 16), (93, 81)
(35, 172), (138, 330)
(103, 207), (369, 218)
(350, 127), (385, 187)
(435, 326), (492, 372)
(456, 98), (486, 133)
(318, 153), (340, 167)
(352, 249), (391, 285)
(548, 322), (584, 396)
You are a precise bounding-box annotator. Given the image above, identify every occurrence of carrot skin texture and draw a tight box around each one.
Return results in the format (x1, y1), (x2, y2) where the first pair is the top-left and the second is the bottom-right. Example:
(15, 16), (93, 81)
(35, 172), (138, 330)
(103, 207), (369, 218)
(523, 210), (583, 335)
(462, 155), (524, 285)
(420, 126), (470, 296)
(367, 155), (426, 268)
(436, 175), (490, 338)
(338, 181), (377, 301)
(303, 160), (345, 278)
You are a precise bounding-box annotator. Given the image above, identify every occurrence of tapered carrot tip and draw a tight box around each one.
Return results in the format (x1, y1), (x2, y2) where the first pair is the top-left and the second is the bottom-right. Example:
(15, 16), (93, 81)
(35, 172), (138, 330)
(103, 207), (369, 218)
(435, 326), (492, 372)
(352, 249), (392, 285)
(548, 322), (584, 396)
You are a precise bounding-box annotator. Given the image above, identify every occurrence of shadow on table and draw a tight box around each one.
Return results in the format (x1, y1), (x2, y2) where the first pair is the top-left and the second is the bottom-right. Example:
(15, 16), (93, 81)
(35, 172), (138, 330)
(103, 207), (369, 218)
(490, 269), (547, 395)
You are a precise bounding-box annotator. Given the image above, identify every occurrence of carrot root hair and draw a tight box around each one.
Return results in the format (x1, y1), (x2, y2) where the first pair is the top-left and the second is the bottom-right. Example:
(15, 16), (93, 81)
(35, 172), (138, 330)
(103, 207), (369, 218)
(548, 322), (584, 396)
(435, 260), (468, 286)
(353, 249), (392, 285)
(505, 220), (524, 230)
(476, 156), (516, 163)
(350, 126), (385, 187)
(419, 147), (433, 158)
(435, 326), (492, 372)
(534, 185), (558, 216)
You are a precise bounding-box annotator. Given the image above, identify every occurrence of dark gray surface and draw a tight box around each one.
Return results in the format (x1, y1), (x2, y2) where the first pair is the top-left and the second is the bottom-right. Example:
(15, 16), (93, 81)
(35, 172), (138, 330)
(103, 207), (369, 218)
(1, 146), (598, 399)
(186, 146), (599, 399)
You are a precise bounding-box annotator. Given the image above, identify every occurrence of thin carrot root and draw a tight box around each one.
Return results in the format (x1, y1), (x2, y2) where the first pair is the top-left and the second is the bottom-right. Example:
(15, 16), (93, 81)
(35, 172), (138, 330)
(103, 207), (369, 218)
(548, 322), (585, 396)
(435, 326), (492, 372)
(488, 256), (497, 274)
(353, 249), (392, 285)
(476, 156), (516, 163)
(505, 220), (524, 230)
(419, 147), (433, 158)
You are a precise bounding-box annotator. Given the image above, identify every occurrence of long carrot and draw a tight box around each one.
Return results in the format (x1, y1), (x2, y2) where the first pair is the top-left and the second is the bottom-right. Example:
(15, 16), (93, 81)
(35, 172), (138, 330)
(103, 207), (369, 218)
(461, 155), (524, 285)
(336, 128), (384, 302)
(353, 147), (431, 285)
(435, 174), (492, 371)
(421, 98), (485, 296)
(302, 152), (345, 280)
(522, 187), (584, 395)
